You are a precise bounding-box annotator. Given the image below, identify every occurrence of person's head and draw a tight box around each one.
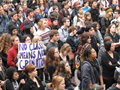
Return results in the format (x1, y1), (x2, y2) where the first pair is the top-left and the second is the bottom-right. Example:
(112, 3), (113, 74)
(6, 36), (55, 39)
(105, 7), (113, 16)
(22, 65), (37, 78)
(113, 5), (119, 12)
(24, 25), (34, 35)
(114, 10), (120, 19)
(44, 47), (60, 73)
(35, 17), (41, 24)
(74, 1), (80, 8)
(6, 67), (18, 81)
(84, 12), (92, 22)
(17, 10), (23, 18)
(52, 76), (65, 90)
(117, 76), (120, 85)
(20, 34), (31, 43)
(0, 33), (11, 54)
(16, 5), (23, 11)
(62, 17), (70, 27)
(77, 6), (83, 15)
(92, 22), (100, 30)
(82, 47), (97, 60)
(80, 32), (91, 45)
(50, 12), (58, 19)
(97, 2), (103, 10)
(83, 1), (89, 7)
(11, 36), (20, 46)
(60, 43), (72, 56)
(32, 36), (42, 43)
(9, 25), (17, 36)
(20, 0), (24, 3)
(22, 3), (27, 10)
(10, 12), (18, 21)
(104, 36), (112, 45)
(105, 41), (115, 51)
(32, 6), (39, 15)
(49, 30), (59, 42)
(0, 6), (3, 15)
(39, 4), (44, 12)
(106, 24), (116, 35)
(85, 25), (95, 36)
(6, 0), (12, 7)
(91, 0), (97, 8)
(67, 0), (72, 8)
(27, 8), (34, 17)
(2, 3), (8, 11)
(68, 26), (77, 35)
(54, 61), (71, 78)
(38, 18), (48, 29)
(53, 6), (59, 13)
(51, 18), (58, 26)
(85, 21), (92, 26)
(61, 1), (68, 9)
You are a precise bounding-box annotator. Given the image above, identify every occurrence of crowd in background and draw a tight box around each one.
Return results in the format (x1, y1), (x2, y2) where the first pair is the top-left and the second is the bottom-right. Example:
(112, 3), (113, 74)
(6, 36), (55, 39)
(1, 0), (120, 90)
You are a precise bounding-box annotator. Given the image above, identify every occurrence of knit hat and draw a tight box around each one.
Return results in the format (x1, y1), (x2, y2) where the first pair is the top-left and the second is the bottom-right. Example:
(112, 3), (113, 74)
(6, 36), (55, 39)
(9, 25), (17, 33)
(51, 18), (57, 22)
(74, 1), (79, 7)
(105, 7), (113, 13)
(6, 67), (17, 81)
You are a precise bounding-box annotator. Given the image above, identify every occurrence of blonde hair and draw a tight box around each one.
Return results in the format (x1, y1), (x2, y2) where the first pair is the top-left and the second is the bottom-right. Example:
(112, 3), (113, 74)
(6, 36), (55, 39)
(104, 10), (113, 20)
(60, 43), (72, 54)
(38, 18), (48, 29)
(32, 36), (42, 43)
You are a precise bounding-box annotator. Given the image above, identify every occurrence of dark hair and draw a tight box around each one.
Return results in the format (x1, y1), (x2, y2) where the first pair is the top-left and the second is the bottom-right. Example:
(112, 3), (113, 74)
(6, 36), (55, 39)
(92, 22), (99, 30)
(6, 67), (18, 81)
(91, 0), (97, 5)
(68, 26), (77, 33)
(83, 1), (88, 7)
(80, 32), (90, 45)
(10, 12), (17, 17)
(27, 8), (33, 16)
(62, 17), (68, 24)
(114, 10), (120, 14)
(77, 6), (82, 11)
(85, 24), (94, 32)
(53, 6), (58, 10)
(117, 76), (120, 84)
(82, 47), (93, 58)
(17, 10), (22, 14)
(24, 25), (33, 34)
(49, 30), (58, 39)
(20, 34), (31, 43)
(35, 17), (41, 23)
(104, 36), (112, 45)
(105, 41), (113, 51)
(85, 21), (91, 26)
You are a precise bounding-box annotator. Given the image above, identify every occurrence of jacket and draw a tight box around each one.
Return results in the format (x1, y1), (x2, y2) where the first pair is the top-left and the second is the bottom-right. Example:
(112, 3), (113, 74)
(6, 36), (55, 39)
(7, 45), (18, 67)
(0, 14), (9, 36)
(23, 77), (45, 90)
(107, 83), (120, 90)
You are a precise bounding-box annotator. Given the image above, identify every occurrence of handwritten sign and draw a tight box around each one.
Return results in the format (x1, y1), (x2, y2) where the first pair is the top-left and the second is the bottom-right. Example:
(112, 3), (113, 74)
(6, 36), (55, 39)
(18, 43), (44, 70)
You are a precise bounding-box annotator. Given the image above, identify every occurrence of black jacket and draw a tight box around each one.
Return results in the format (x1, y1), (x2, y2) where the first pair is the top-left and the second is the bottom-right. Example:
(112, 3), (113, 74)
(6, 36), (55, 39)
(87, 7), (99, 22)
(23, 77), (45, 90)
(107, 83), (120, 90)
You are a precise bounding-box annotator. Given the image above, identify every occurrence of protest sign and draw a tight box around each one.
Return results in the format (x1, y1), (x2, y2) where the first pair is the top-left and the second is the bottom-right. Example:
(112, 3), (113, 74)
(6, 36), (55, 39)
(18, 43), (44, 70)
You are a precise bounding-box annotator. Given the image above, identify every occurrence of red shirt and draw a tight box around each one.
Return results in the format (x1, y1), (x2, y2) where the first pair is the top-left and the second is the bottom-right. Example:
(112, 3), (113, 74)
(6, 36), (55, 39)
(7, 44), (18, 67)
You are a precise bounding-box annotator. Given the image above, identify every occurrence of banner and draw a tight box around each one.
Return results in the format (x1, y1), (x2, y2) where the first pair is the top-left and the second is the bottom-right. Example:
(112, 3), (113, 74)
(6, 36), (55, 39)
(18, 43), (44, 70)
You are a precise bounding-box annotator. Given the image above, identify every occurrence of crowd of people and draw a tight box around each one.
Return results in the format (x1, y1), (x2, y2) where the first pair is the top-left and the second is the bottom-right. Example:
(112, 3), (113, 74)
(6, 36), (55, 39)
(0, 0), (120, 90)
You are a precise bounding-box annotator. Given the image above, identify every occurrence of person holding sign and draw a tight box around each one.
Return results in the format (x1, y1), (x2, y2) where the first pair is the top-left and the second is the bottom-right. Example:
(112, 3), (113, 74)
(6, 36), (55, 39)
(7, 36), (20, 67)
(44, 47), (60, 82)
(22, 64), (45, 90)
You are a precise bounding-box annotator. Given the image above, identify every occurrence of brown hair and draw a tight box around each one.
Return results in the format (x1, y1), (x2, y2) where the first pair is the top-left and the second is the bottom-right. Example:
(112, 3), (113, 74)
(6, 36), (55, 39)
(0, 33), (11, 54)
(61, 1), (68, 8)
(44, 47), (60, 73)
(53, 61), (71, 78)
(68, 26), (77, 33)
(84, 12), (93, 23)
(49, 23), (59, 30)
(16, 5), (22, 10)
(97, 2), (104, 12)
(80, 32), (90, 45)
(22, 64), (36, 77)
(80, 43), (92, 62)
(49, 30), (58, 39)
(104, 10), (113, 20)
(32, 36), (42, 43)
(105, 24), (115, 35)
(92, 22), (100, 30)
(11, 35), (18, 42)
(37, 0), (47, 8)
(60, 43), (72, 54)
(38, 18), (48, 29)
(104, 36), (112, 45)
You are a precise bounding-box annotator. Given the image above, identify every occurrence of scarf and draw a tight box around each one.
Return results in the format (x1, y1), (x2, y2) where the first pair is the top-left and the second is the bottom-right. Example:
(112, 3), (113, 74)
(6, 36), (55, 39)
(85, 58), (100, 83)
(12, 80), (19, 90)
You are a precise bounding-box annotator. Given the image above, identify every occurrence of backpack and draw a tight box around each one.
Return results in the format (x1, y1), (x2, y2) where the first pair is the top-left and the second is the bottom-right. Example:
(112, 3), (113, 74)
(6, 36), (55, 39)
(75, 45), (82, 69)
